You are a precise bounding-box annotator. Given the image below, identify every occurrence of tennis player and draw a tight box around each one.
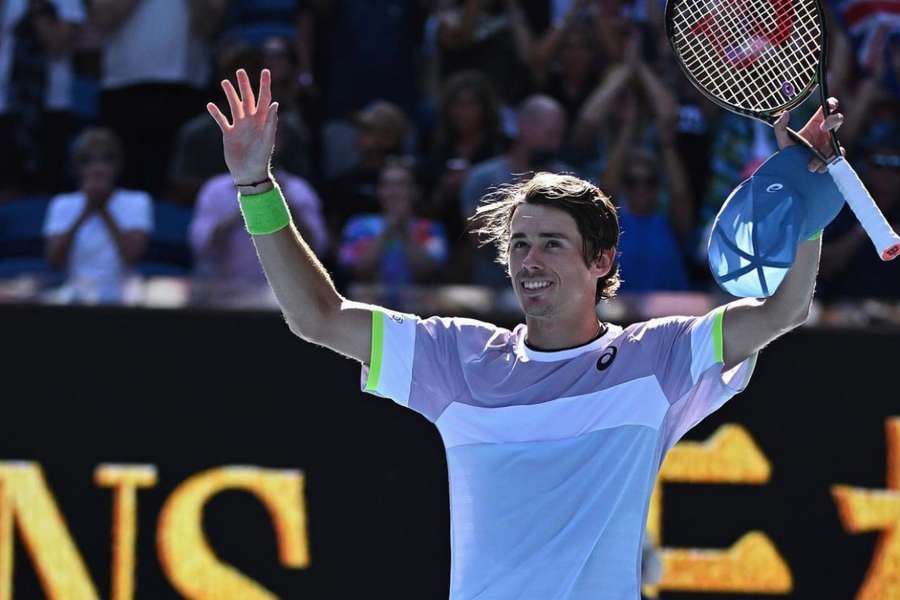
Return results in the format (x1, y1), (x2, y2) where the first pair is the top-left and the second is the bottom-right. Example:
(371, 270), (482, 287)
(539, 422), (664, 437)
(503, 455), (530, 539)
(208, 69), (843, 599)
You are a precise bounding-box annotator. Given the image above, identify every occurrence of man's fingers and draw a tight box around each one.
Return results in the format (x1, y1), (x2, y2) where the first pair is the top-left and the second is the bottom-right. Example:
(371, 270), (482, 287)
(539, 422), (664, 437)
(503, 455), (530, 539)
(821, 113), (844, 132)
(206, 102), (231, 132)
(222, 79), (244, 120)
(237, 69), (256, 115)
(257, 69), (272, 114)
(808, 157), (825, 173)
(773, 111), (793, 149)
(265, 101), (279, 134)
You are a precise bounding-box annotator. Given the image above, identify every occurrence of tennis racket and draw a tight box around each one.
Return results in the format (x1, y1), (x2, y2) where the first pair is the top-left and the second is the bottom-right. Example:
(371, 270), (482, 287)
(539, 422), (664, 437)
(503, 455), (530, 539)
(665, 0), (900, 260)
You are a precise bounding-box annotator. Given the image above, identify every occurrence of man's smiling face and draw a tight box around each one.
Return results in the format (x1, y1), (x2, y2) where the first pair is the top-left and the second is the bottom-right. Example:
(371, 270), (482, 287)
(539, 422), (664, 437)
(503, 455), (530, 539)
(508, 203), (609, 320)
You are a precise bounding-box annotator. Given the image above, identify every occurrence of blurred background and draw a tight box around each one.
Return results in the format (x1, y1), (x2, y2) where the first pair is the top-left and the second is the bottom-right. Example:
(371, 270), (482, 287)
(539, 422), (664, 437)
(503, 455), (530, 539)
(0, 1), (899, 599)
(0, 0), (897, 323)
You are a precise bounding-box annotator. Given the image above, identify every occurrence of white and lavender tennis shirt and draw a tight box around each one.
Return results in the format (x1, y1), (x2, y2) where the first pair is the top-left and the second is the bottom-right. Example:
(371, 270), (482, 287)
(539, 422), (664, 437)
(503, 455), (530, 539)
(360, 306), (756, 600)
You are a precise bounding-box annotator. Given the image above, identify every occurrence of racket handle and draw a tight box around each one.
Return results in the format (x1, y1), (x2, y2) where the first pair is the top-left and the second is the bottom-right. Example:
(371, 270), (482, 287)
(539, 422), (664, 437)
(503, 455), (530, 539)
(826, 158), (900, 261)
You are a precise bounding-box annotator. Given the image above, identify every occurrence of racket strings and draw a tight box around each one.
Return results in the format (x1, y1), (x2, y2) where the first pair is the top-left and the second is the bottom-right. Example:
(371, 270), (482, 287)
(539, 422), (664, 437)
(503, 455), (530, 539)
(671, 0), (820, 113)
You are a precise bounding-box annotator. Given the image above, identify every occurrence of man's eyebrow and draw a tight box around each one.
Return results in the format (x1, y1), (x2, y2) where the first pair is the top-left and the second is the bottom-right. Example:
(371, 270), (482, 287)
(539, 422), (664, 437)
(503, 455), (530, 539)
(509, 232), (570, 240)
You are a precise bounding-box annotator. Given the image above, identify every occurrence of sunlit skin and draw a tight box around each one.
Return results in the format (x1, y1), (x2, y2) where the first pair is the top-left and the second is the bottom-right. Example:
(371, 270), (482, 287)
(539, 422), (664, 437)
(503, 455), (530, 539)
(508, 203), (616, 350)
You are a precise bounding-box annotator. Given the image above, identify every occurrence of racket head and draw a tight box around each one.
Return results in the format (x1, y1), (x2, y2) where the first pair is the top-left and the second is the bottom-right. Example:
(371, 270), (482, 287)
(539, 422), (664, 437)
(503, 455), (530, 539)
(665, 0), (826, 124)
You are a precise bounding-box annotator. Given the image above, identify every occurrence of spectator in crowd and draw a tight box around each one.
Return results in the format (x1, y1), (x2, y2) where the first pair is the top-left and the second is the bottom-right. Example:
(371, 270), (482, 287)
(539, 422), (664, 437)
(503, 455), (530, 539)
(189, 144), (327, 297)
(432, 0), (537, 109)
(325, 100), (411, 237)
(700, 113), (781, 231)
(461, 94), (569, 287)
(260, 35), (314, 174)
(218, 1), (319, 139)
(819, 122), (900, 299)
(0, 0), (85, 198)
(604, 144), (692, 293)
(423, 70), (506, 242)
(317, 0), (425, 119)
(43, 128), (152, 304)
(570, 24), (686, 174)
(167, 42), (310, 205)
(92, 0), (227, 196)
(597, 47), (693, 293)
(261, 35), (301, 115)
(316, 1), (425, 182)
(533, 22), (602, 129)
(221, 0), (310, 52)
(338, 157), (448, 286)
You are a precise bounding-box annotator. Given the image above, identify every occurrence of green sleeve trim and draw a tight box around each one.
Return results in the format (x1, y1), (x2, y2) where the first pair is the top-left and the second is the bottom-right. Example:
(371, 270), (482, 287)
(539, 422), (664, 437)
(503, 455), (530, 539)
(712, 306), (725, 364)
(238, 184), (291, 235)
(807, 230), (823, 241)
(365, 311), (384, 392)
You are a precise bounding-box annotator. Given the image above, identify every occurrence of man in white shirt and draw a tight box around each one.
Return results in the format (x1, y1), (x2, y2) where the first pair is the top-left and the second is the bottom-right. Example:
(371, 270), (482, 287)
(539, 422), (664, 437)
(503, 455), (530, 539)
(206, 69), (844, 598)
(92, 0), (226, 195)
(43, 128), (153, 304)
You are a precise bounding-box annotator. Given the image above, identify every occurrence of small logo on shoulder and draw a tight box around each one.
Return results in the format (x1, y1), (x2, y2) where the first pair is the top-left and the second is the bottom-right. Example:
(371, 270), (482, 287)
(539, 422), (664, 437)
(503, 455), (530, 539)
(766, 183), (784, 193)
(390, 313), (404, 324)
(596, 346), (617, 371)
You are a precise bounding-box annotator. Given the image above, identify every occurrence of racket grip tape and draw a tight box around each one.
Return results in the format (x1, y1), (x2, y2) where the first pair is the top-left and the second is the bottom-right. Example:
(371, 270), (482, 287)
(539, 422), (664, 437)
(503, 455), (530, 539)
(826, 158), (900, 261)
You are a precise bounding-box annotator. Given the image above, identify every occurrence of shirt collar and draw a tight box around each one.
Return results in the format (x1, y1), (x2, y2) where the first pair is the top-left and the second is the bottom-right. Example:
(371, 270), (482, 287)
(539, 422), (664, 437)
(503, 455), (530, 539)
(517, 323), (621, 362)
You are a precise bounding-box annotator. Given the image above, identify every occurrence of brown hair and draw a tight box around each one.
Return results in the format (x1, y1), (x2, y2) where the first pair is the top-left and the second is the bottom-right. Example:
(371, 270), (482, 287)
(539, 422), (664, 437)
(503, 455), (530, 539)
(435, 70), (503, 151)
(71, 127), (125, 172)
(470, 172), (621, 303)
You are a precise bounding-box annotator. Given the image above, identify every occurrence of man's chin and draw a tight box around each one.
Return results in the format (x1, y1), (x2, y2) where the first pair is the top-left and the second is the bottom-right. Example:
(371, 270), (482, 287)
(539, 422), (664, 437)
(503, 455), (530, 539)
(520, 297), (555, 318)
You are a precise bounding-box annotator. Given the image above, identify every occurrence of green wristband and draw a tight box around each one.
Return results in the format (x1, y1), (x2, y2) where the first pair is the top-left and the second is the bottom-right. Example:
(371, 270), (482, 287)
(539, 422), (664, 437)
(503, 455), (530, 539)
(807, 230), (823, 241)
(238, 184), (291, 235)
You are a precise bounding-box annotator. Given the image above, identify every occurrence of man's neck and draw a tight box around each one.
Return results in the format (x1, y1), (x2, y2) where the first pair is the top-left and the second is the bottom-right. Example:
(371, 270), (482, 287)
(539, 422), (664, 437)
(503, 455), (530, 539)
(524, 313), (605, 351)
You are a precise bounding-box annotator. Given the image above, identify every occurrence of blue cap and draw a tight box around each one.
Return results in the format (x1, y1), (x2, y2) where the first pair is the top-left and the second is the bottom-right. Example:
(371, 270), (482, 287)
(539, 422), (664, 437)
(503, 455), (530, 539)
(708, 145), (845, 297)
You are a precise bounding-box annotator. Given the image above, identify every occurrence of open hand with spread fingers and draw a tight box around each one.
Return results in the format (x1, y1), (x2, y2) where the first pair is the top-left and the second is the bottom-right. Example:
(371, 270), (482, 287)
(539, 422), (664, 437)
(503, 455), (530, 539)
(206, 69), (279, 188)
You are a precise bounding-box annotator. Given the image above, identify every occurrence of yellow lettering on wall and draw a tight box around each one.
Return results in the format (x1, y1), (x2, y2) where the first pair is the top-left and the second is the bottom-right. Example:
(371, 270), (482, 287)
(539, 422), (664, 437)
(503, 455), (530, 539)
(95, 465), (158, 600)
(0, 462), (100, 600)
(661, 532), (792, 592)
(157, 466), (309, 600)
(644, 425), (791, 596)
(832, 417), (900, 600)
(0, 483), (11, 600)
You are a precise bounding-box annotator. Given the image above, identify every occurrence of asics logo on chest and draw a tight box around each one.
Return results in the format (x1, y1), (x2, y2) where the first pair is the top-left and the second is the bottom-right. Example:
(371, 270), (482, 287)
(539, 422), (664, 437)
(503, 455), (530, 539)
(596, 346), (618, 371)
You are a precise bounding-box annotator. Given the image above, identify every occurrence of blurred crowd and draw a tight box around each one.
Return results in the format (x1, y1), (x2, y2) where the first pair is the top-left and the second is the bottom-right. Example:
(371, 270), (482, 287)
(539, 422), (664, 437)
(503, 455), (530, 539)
(0, 0), (898, 308)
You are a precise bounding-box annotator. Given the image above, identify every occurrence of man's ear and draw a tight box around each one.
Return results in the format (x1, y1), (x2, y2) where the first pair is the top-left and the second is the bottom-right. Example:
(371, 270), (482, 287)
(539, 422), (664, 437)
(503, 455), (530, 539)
(589, 247), (616, 279)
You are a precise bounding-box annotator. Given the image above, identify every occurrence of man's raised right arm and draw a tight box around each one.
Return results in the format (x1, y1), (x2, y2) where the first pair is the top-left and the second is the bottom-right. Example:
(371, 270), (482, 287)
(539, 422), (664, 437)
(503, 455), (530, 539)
(207, 69), (372, 363)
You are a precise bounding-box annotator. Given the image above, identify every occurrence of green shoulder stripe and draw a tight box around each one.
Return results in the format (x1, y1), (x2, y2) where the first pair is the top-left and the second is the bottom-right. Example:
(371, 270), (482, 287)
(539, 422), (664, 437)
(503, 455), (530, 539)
(365, 311), (384, 391)
(712, 306), (725, 364)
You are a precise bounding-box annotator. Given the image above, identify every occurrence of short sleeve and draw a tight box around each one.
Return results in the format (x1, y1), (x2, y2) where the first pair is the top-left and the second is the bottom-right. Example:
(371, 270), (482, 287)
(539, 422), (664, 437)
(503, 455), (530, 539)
(651, 306), (758, 453)
(114, 192), (154, 232)
(360, 309), (470, 422)
(43, 195), (81, 236)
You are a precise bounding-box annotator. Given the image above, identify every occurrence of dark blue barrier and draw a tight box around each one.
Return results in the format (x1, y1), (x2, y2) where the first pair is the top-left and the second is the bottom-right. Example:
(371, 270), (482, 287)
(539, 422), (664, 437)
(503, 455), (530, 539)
(0, 304), (895, 599)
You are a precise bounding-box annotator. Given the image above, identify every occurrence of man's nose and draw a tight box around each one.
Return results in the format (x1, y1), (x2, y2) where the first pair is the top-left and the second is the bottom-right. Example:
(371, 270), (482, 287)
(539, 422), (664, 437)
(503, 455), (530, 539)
(522, 246), (543, 269)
